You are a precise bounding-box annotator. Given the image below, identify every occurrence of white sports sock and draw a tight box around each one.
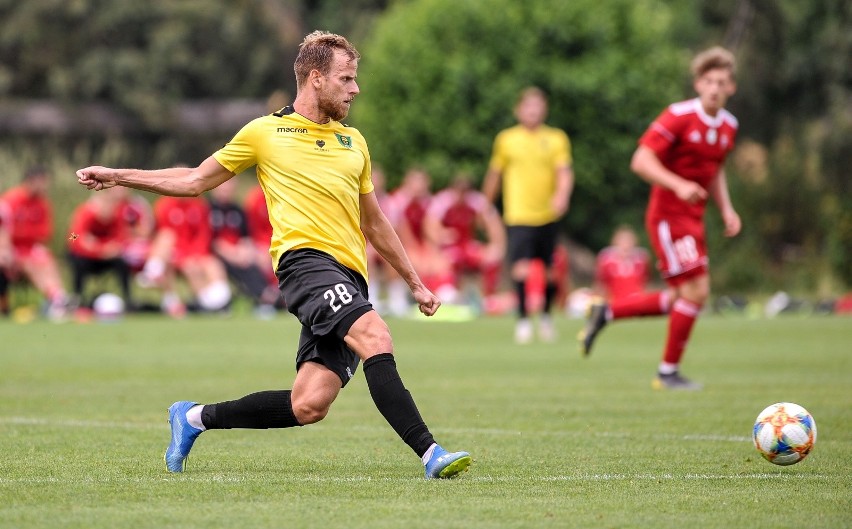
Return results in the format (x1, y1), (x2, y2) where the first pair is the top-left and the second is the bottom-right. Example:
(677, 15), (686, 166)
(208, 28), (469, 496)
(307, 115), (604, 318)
(186, 405), (206, 431)
(658, 362), (678, 375)
(421, 442), (438, 466)
(198, 281), (232, 311)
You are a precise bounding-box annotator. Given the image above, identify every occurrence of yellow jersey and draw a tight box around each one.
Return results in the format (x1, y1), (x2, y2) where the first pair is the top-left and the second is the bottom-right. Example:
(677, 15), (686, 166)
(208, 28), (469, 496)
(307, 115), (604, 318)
(488, 124), (571, 226)
(213, 106), (373, 279)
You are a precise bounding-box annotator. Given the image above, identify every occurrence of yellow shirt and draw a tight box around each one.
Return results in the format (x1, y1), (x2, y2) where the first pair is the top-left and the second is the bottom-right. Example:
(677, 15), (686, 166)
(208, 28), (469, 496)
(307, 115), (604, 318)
(213, 107), (373, 278)
(488, 124), (571, 226)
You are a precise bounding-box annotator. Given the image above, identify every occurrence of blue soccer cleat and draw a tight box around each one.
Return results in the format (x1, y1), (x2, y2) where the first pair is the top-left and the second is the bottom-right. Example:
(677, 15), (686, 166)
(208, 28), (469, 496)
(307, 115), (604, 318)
(424, 445), (472, 479)
(164, 401), (203, 473)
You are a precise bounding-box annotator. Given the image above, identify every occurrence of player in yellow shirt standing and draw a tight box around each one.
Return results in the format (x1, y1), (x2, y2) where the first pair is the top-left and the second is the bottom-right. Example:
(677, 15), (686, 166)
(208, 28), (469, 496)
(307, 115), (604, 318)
(76, 31), (471, 480)
(482, 87), (574, 344)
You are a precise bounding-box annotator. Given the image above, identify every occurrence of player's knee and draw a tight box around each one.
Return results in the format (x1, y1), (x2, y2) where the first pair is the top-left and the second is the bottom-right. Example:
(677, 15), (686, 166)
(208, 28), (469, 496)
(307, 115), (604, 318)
(347, 311), (392, 351)
(679, 282), (709, 305)
(291, 399), (330, 425)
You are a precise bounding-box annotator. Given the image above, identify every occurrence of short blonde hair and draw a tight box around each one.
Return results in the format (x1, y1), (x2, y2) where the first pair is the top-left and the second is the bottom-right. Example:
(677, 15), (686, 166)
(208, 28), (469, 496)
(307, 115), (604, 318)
(294, 31), (360, 88)
(691, 46), (736, 79)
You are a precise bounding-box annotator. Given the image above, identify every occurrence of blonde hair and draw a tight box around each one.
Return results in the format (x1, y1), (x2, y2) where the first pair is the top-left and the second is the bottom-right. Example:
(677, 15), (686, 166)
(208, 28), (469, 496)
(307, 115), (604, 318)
(691, 46), (736, 79)
(294, 31), (360, 88)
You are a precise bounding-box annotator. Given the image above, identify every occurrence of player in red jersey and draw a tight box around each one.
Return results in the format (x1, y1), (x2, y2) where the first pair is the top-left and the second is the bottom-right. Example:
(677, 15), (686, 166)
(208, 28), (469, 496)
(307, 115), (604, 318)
(66, 189), (133, 308)
(0, 166), (70, 319)
(594, 225), (650, 302)
(580, 47), (742, 390)
(423, 173), (505, 301)
(140, 195), (232, 315)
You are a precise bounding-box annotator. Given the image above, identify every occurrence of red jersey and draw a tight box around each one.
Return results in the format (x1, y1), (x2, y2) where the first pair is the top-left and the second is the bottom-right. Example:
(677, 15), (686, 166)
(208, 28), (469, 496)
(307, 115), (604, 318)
(119, 196), (153, 234)
(640, 98), (738, 221)
(427, 189), (490, 245)
(154, 196), (212, 258)
(595, 246), (650, 301)
(394, 191), (430, 244)
(0, 186), (52, 250)
(244, 186), (273, 248)
(67, 201), (127, 259)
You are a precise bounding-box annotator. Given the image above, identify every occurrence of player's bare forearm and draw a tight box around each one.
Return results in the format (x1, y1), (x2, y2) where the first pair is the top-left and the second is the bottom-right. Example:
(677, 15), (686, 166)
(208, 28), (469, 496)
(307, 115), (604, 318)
(708, 169), (734, 214)
(366, 220), (420, 287)
(360, 193), (423, 289)
(552, 165), (573, 216)
(481, 168), (502, 203)
(708, 169), (741, 236)
(76, 157), (234, 197)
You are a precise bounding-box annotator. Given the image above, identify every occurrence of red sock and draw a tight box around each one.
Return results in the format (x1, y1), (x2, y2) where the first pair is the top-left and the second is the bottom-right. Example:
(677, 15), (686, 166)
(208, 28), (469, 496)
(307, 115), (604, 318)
(481, 263), (501, 296)
(611, 291), (669, 320)
(662, 299), (702, 365)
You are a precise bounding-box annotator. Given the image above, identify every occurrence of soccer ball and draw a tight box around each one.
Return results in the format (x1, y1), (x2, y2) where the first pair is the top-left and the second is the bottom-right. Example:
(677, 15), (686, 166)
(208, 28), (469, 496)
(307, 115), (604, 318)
(752, 402), (816, 466)
(92, 293), (125, 321)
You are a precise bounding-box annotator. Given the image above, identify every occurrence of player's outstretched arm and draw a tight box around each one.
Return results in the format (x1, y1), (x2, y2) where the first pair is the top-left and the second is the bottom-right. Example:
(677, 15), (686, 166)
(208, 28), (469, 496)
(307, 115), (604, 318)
(360, 191), (440, 316)
(76, 156), (235, 197)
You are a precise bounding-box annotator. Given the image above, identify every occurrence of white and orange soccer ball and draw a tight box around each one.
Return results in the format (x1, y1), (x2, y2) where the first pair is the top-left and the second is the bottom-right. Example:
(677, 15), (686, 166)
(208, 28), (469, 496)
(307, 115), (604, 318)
(753, 402), (817, 466)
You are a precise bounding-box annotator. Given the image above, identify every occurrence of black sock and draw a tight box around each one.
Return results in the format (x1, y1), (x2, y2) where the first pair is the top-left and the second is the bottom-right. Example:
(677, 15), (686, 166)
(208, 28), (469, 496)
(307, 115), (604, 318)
(543, 281), (557, 314)
(201, 390), (301, 429)
(363, 353), (435, 458)
(514, 280), (527, 318)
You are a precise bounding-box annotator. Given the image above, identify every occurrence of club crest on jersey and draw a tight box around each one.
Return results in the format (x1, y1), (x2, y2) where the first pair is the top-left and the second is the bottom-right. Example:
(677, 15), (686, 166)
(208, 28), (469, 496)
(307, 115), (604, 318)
(335, 133), (353, 149)
(706, 128), (718, 145)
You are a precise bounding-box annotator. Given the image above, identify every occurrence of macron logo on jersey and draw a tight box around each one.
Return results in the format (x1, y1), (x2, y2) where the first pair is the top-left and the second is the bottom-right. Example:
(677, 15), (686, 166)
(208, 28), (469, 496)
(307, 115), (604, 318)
(277, 127), (308, 133)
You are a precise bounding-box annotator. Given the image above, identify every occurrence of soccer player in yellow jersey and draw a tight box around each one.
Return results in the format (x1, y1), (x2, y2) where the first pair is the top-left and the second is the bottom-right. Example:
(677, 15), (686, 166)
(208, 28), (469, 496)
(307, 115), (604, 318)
(482, 87), (574, 344)
(76, 31), (471, 479)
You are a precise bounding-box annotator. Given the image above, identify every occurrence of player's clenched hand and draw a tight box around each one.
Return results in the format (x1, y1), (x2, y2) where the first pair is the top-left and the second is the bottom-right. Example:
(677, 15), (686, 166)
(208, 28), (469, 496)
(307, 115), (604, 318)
(674, 180), (708, 204)
(76, 166), (118, 191)
(721, 209), (741, 237)
(411, 284), (441, 317)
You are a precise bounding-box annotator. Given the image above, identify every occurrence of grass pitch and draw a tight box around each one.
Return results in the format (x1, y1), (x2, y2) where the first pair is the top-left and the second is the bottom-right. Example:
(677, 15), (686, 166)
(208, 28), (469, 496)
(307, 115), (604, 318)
(1, 312), (850, 528)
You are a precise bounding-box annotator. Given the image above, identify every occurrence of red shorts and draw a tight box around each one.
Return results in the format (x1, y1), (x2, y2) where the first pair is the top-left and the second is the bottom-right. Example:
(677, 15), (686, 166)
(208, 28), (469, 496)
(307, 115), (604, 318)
(12, 243), (53, 264)
(172, 246), (213, 269)
(646, 216), (708, 287)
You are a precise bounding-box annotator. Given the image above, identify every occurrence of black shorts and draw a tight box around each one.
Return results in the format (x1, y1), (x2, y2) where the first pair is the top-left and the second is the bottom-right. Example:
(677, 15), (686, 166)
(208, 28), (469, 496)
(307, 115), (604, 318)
(276, 249), (373, 387)
(506, 222), (559, 266)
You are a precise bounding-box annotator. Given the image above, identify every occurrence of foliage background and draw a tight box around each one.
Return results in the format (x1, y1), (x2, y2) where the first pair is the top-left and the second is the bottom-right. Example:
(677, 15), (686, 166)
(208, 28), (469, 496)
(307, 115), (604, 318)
(0, 0), (849, 296)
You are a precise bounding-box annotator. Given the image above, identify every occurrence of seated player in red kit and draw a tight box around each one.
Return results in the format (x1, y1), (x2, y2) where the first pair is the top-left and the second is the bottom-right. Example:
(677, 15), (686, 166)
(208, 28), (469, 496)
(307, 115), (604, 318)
(140, 195), (232, 315)
(0, 166), (70, 319)
(594, 225), (651, 303)
(423, 173), (505, 303)
(66, 189), (133, 308)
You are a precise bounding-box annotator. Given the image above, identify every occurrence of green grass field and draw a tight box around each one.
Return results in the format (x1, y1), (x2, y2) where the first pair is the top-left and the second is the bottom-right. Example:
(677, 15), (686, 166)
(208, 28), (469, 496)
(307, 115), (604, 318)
(1, 313), (850, 528)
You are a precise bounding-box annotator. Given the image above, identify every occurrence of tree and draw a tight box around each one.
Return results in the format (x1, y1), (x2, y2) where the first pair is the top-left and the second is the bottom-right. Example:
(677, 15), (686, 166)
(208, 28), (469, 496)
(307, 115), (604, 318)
(0, 0), (301, 130)
(351, 0), (687, 249)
